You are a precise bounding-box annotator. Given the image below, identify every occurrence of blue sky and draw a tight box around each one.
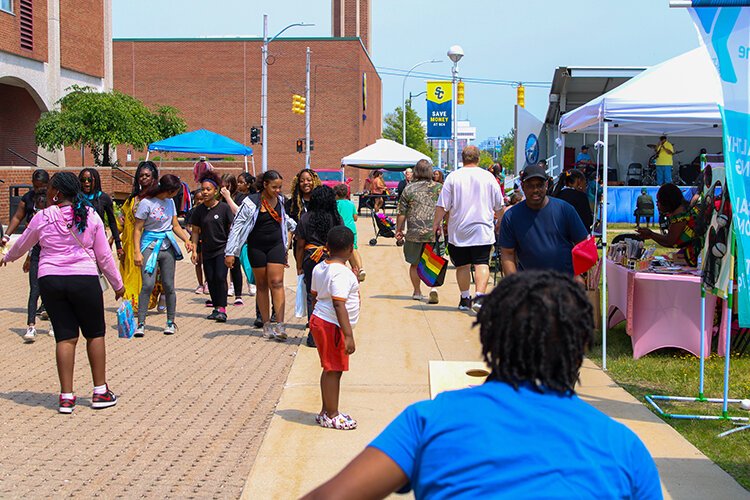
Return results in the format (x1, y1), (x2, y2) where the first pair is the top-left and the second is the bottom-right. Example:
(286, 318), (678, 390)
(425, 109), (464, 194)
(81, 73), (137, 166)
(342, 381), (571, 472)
(113, 0), (700, 141)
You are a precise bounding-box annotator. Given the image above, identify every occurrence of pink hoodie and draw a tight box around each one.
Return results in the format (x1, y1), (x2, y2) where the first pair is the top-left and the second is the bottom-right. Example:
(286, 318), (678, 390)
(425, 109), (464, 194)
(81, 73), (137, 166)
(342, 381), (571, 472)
(3, 205), (123, 290)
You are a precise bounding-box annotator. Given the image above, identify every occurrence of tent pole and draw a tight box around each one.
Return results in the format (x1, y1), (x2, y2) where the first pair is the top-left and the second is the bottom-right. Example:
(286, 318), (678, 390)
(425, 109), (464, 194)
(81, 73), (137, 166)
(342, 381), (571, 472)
(250, 155), (256, 177)
(244, 156), (249, 174)
(146, 151), (150, 161)
(602, 121), (609, 371)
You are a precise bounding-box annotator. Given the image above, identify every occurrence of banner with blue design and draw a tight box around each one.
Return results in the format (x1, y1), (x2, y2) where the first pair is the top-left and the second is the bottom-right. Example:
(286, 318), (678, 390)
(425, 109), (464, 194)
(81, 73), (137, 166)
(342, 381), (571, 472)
(689, 5), (750, 324)
(426, 81), (452, 139)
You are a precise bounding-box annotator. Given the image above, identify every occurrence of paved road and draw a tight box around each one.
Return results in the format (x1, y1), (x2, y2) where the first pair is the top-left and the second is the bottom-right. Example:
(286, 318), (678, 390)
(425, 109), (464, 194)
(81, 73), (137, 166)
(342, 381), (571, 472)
(0, 241), (303, 497)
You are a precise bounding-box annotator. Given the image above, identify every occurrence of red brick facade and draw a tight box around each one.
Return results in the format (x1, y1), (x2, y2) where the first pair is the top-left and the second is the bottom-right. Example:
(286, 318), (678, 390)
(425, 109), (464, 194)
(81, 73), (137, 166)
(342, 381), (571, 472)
(60, 0), (104, 78)
(0, 83), (41, 166)
(0, 0), (48, 63)
(112, 38), (382, 192)
(332, 0), (370, 53)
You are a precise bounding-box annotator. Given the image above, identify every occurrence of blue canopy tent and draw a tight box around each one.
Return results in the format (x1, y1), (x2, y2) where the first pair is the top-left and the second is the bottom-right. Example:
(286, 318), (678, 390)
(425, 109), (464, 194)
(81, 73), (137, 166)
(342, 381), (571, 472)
(147, 129), (254, 174)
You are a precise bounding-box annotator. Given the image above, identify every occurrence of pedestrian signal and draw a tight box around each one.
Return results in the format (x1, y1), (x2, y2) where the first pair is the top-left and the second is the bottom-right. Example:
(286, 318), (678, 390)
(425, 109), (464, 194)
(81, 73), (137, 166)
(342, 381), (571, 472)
(296, 139), (304, 153)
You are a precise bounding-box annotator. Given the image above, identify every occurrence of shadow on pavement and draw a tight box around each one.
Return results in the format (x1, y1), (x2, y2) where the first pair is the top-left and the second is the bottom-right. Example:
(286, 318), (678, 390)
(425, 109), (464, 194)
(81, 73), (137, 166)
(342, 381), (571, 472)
(369, 294), (414, 301)
(0, 391), (61, 410)
(275, 409), (321, 427)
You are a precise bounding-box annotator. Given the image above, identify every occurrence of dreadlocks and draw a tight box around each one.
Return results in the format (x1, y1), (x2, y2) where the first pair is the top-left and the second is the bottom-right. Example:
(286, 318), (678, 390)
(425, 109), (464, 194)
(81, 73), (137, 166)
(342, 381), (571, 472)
(289, 168), (322, 221)
(79, 167), (103, 195)
(307, 185), (342, 241)
(476, 270), (593, 395)
(50, 172), (92, 233)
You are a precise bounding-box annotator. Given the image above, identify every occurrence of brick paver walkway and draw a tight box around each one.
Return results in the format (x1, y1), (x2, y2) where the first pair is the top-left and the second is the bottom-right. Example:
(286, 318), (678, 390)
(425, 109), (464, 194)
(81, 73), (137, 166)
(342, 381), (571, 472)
(0, 250), (302, 497)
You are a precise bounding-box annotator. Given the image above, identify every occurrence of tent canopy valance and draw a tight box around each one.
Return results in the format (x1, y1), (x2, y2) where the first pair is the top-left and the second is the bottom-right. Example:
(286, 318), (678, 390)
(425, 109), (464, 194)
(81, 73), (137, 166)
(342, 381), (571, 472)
(341, 138), (431, 171)
(560, 47), (723, 137)
(148, 129), (253, 156)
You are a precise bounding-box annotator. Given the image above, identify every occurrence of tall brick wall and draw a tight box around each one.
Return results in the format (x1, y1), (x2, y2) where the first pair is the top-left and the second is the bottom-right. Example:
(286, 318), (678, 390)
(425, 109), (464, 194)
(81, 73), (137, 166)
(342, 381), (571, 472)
(0, 83), (41, 166)
(331, 0), (370, 53)
(60, 0), (104, 77)
(112, 38), (381, 193)
(0, 0), (48, 63)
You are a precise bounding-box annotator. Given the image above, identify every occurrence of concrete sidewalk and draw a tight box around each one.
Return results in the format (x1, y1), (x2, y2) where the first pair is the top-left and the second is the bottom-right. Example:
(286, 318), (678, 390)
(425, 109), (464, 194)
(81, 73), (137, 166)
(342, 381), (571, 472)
(241, 218), (747, 499)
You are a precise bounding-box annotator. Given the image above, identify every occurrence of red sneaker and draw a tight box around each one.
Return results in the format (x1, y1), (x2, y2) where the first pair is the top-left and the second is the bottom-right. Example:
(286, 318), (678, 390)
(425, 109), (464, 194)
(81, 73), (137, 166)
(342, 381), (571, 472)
(92, 387), (118, 409)
(59, 395), (76, 414)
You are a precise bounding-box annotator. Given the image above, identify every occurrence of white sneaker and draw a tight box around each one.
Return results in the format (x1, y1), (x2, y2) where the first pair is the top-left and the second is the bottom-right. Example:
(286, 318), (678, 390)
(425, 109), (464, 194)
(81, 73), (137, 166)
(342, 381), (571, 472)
(273, 322), (288, 342)
(23, 326), (36, 343)
(263, 323), (275, 339)
(203, 283), (210, 294)
(411, 293), (424, 301)
(194, 285), (204, 294)
(134, 324), (145, 338)
(248, 284), (257, 296)
(228, 284), (235, 297)
(358, 269), (366, 282)
(48, 326), (55, 337)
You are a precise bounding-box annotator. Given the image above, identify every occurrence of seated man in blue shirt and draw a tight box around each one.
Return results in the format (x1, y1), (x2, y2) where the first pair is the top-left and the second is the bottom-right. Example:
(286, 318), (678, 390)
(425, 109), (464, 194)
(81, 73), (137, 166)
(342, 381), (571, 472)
(302, 271), (662, 500)
(576, 145), (594, 167)
(500, 164), (589, 277)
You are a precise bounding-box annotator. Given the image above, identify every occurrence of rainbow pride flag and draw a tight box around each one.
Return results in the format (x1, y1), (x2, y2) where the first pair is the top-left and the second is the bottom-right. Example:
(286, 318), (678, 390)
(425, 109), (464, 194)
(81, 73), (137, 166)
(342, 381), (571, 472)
(417, 243), (448, 287)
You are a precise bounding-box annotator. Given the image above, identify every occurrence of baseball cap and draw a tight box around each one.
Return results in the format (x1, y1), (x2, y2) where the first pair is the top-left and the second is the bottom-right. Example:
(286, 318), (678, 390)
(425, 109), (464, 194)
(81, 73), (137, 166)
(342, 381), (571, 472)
(581, 145), (589, 150)
(520, 164), (548, 182)
(199, 156), (207, 161)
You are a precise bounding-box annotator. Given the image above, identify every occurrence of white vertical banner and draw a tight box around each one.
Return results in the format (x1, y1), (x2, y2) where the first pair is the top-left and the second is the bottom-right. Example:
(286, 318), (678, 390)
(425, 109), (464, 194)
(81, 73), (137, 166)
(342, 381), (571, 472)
(688, 5), (750, 325)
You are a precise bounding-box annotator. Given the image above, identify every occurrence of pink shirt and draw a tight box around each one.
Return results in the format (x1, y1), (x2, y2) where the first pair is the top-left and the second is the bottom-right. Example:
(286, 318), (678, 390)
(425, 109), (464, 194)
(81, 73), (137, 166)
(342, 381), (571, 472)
(3, 205), (123, 290)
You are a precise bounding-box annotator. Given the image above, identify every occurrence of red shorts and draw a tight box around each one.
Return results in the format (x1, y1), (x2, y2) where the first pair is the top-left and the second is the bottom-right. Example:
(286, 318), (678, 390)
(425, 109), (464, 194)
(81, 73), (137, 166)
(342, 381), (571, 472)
(310, 314), (349, 372)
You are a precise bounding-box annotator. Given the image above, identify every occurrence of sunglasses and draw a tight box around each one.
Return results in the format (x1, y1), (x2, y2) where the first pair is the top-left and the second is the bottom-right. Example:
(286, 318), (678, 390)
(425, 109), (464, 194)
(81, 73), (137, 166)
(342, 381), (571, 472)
(81, 178), (93, 183)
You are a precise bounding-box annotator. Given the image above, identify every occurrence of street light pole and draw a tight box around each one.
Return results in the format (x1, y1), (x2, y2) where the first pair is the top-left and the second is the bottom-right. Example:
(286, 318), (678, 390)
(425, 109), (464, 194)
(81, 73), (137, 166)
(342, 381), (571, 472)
(402, 59), (440, 145)
(261, 15), (314, 172)
(447, 45), (464, 169)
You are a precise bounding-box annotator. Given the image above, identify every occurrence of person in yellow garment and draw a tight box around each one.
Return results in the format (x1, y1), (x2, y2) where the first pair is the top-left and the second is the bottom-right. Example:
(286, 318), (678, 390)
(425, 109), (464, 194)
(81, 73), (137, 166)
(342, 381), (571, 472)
(652, 135), (674, 185)
(117, 161), (162, 311)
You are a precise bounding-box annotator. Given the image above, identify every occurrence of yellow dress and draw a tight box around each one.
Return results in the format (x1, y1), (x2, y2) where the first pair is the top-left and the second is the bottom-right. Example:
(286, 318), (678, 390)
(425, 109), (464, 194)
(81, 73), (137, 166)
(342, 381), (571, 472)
(118, 197), (161, 311)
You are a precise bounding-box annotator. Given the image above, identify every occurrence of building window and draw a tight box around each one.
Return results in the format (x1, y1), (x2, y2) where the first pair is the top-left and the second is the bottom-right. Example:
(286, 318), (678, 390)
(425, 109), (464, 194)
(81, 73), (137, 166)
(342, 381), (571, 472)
(1, 0), (12, 14)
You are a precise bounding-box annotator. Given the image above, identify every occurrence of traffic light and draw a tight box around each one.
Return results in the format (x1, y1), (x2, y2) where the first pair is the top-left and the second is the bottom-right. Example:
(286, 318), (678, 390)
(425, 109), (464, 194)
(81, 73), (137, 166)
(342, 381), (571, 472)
(457, 80), (465, 105)
(296, 139), (304, 153)
(516, 84), (525, 108)
(250, 126), (261, 144)
(292, 94), (306, 114)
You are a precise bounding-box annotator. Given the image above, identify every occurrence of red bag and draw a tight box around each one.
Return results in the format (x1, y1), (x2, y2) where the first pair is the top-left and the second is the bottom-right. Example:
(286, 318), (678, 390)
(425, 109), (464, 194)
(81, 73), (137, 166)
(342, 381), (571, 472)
(572, 236), (599, 276)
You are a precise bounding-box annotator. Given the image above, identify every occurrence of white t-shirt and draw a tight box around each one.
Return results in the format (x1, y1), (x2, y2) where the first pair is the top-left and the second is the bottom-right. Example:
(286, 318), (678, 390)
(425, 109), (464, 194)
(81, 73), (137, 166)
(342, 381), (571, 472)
(311, 260), (360, 327)
(135, 197), (176, 233)
(437, 167), (504, 246)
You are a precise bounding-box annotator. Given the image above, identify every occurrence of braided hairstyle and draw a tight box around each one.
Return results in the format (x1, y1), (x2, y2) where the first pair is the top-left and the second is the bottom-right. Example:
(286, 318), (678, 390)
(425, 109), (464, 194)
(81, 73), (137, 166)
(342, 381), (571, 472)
(307, 185), (342, 242)
(50, 172), (91, 233)
(129, 161), (159, 200)
(289, 168), (322, 221)
(238, 172), (256, 194)
(476, 270), (593, 395)
(79, 167), (103, 195)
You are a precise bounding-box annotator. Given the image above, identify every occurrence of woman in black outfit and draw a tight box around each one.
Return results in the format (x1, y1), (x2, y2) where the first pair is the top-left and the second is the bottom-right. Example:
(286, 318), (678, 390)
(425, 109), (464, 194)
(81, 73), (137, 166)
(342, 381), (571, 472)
(79, 168), (124, 259)
(220, 173), (244, 305)
(295, 185), (344, 347)
(556, 169), (594, 232)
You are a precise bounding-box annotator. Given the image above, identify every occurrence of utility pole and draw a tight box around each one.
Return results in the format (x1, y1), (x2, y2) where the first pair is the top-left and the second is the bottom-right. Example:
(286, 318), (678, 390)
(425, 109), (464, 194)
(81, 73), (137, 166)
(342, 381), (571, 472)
(261, 14), (268, 172)
(305, 46), (311, 169)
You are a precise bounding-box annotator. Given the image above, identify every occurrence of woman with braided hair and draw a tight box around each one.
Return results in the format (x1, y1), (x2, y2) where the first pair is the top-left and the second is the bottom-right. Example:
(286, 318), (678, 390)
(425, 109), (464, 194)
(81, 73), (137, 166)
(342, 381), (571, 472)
(286, 168), (322, 225)
(295, 185), (344, 347)
(1, 172), (125, 414)
(304, 271), (661, 499)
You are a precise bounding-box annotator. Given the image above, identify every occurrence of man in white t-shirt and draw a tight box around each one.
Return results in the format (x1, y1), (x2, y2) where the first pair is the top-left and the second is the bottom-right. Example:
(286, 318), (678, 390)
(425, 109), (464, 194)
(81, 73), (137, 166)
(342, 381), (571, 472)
(433, 146), (504, 313)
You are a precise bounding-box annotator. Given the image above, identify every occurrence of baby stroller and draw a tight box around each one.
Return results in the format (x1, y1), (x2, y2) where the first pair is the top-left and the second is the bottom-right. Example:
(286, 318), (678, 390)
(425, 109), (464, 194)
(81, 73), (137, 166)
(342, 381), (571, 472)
(369, 211), (396, 246)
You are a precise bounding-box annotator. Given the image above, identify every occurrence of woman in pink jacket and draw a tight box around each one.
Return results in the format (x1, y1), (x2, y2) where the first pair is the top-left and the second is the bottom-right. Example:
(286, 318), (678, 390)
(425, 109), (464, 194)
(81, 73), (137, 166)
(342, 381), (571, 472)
(1, 172), (125, 414)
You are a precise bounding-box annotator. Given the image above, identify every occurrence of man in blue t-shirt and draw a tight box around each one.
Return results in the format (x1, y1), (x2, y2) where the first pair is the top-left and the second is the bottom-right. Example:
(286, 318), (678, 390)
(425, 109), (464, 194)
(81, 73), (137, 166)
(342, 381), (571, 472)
(499, 164), (588, 276)
(302, 272), (662, 499)
(576, 145), (594, 167)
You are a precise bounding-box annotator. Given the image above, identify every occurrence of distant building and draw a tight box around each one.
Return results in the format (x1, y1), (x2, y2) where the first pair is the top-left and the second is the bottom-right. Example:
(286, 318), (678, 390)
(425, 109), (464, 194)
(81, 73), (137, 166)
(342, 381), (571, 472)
(424, 120), (476, 169)
(113, 0), (381, 189)
(0, 0), (113, 168)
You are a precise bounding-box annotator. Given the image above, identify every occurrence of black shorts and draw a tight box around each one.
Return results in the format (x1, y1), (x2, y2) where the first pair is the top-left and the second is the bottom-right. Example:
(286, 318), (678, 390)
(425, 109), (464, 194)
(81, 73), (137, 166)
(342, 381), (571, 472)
(39, 275), (106, 343)
(448, 243), (492, 267)
(247, 242), (287, 268)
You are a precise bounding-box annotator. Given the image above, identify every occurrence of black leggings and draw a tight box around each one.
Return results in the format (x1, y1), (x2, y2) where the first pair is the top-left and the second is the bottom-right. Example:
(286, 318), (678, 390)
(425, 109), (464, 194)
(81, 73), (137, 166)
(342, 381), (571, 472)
(27, 247), (41, 325)
(39, 275), (105, 343)
(230, 262), (243, 298)
(203, 254), (229, 308)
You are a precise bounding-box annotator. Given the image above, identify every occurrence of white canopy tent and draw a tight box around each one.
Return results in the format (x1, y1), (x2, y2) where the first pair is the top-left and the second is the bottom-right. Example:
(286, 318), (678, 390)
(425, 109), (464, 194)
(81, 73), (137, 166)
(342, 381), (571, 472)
(341, 138), (432, 170)
(559, 46), (723, 370)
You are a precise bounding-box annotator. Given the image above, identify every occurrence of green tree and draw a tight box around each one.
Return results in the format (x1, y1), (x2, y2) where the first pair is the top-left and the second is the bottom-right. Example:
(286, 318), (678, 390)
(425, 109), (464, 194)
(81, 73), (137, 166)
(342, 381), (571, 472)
(478, 150), (494, 169)
(498, 128), (516, 173)
(382, 103), (437, 163)
(35, 85), (187, 166)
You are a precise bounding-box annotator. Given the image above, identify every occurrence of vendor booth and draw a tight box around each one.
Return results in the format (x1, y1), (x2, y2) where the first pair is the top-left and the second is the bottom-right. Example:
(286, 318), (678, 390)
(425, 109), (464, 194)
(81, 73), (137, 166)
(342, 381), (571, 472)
(147, 128), (254, 174)
(560, 46), (729, 369)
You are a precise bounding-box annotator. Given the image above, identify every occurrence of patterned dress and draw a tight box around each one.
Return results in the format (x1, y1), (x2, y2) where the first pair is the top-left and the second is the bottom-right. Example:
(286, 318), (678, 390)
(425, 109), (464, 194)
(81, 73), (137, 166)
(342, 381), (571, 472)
(666, 205), (702, 267)
(117, 196), (161, 310)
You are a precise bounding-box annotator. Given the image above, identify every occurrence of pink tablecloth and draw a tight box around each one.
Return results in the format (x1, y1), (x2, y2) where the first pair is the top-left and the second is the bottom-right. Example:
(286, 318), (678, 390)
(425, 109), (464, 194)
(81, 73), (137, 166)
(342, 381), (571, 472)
(606, 260), (718, 359)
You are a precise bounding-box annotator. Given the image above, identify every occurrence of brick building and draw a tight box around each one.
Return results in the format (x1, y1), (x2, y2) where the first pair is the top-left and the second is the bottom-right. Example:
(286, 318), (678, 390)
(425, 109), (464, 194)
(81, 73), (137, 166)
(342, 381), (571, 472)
(0, 0), (112, 222)
(113, 0), (381, 191)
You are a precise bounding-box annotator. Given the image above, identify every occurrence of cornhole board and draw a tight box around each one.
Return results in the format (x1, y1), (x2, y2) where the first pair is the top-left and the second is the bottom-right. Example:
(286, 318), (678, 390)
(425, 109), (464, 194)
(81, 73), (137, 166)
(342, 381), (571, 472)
(428, 361), (490, 399)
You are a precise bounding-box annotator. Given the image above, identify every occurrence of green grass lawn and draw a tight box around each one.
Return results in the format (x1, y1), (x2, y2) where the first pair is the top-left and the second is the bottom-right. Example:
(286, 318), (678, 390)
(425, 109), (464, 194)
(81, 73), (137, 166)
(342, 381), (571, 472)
(588, 324), (750, 490)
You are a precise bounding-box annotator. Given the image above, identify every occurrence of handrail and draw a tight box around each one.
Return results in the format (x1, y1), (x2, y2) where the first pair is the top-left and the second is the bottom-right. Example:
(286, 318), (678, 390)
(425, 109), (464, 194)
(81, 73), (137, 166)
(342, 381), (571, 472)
(28, 151), (59, 167)
(6, 148), (36, 167)
(111, 164), (135, 180)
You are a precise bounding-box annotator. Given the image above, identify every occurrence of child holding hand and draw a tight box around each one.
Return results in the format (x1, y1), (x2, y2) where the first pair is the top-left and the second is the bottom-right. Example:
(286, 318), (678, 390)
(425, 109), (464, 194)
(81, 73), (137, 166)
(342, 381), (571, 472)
(310, 225), (360, 430)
